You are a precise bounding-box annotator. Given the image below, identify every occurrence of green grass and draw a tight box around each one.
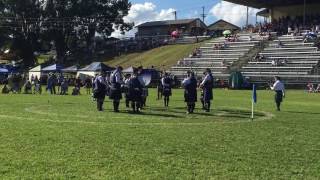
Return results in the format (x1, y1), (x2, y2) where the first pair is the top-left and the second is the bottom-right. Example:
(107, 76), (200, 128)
(104, 42), (205, 70)
(0, 89), (320, 179)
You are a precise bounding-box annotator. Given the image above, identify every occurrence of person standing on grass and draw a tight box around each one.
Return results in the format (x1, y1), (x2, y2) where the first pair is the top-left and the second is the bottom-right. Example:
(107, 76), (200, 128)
(270, 76), (285, 111)
(161, 72), (172, 107)
(128, 69), (143, 113)
(200, 68), (214, 112)
(109, 66), (123, 112)
(84, 77), (92, 95)
(123, 74), (131, 108)
(94, 72), (107, 111)
(182, 71), (198, 114)
(157, 72), (163, 100)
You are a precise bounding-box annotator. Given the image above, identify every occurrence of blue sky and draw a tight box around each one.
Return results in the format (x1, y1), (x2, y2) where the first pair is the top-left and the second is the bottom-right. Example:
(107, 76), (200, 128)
(130, 0), (220, 24)
(112, 0), (261, 37)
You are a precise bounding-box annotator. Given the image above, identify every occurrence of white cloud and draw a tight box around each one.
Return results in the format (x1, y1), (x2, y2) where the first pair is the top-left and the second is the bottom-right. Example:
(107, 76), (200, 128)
(209, 1), (261, 27)
(112, 2), (175, 38)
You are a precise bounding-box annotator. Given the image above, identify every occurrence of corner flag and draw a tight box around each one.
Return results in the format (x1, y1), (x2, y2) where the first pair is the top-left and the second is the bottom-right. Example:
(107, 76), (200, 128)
(251, 84), (257, 120)
(253, 84), (257, 103)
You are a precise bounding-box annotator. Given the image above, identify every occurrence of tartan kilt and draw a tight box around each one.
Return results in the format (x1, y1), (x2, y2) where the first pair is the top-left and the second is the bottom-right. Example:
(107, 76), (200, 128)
(275, 91), (283, 103)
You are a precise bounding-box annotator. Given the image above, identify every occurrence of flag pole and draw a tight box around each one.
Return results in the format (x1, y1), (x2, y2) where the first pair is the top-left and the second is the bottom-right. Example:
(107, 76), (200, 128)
(251, 97), (254, 121)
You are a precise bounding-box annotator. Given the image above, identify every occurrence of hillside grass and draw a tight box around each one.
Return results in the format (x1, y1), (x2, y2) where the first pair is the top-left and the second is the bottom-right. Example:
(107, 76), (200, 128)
(0, 89), (320, 179)
(104, 42), (207, 70)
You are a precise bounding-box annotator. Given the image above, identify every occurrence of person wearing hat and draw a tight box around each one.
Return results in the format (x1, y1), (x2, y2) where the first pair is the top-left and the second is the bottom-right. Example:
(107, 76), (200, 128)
(270, 76), (285, 111)
(128, 68), (143, 113)
(161, 72), (173, 107)
(182, 71), (198, 114)
(93, 71), (107, 111)
(109, 66), (123, 112)
(200, 68), (214, 112)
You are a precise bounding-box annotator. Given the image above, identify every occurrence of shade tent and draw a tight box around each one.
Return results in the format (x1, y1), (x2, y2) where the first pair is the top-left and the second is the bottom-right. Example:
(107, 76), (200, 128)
(62, 65), (79, 73)
(77, 62), (114, 77)
(123, 66), (135, 74)
(42, 64), (64, 72)
(0, 67), (8, 73)
(28, 65), (42, 80)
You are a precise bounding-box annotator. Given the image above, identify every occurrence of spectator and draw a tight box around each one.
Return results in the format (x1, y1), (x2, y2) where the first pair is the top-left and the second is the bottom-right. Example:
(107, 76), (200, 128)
(1, 84), (10, 94)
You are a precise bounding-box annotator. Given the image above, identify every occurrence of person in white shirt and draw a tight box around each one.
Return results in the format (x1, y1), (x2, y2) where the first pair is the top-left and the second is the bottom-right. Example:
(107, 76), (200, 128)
(94, 72), (107, 111)
(199, 69), (214, 112)
(270, 76), (285, 111)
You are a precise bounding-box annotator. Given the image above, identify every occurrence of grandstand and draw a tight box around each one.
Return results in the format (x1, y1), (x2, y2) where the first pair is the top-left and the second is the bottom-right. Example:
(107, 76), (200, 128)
(169, 0), (320, 86)
(169, 33), (270, 80)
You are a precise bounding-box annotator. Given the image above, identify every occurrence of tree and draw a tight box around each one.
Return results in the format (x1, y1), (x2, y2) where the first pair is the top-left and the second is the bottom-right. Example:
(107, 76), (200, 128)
(0, 0), (133, 67)
(40, 0), (133, 63)
(0, 0), (42, 67)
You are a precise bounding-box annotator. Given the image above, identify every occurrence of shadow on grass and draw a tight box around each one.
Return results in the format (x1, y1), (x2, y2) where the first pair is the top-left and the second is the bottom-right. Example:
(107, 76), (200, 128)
(284, 111), (320, 115)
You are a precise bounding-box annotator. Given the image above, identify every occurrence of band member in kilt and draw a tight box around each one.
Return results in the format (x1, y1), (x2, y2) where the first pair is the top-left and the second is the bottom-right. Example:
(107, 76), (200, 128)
(200, 68), (214, 112)
(123, 74), (131, 108)
(161, 73), (172, 107)
(128, 69), (143, 113)
(109, 66), (123, 112)
(182, 71), (198, 114)
(157, 73), (163, 100)
(270, 76), (285, 111)
(93, 72), (107, 111)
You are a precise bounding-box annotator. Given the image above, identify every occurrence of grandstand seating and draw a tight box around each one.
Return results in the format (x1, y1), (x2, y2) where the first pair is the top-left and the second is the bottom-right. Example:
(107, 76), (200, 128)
(241, 34), (320, 84)
(170, 33), (264, 79)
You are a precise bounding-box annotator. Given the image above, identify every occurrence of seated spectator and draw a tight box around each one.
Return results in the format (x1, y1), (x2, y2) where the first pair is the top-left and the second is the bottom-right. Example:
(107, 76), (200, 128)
(307, 83), (315, 93)
(276, 41), (283, 48)
(34, 82), (42, 94)
(280, 59), (287, 66)
(315, 84), (320, 93)
(60, 80), (69, 95)
(72, 87), (80, 96)
(271, 60), (277, 66)
(1, 84), (10, 94)
(23, 81), (32, 94)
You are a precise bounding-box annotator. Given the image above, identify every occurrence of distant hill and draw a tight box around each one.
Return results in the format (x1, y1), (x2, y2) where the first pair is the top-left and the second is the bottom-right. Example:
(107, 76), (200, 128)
(104, 41), (209, 70)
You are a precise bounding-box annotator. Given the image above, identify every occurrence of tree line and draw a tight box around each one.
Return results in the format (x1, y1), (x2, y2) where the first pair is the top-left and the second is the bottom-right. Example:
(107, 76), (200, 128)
(0, 0), (133, 67)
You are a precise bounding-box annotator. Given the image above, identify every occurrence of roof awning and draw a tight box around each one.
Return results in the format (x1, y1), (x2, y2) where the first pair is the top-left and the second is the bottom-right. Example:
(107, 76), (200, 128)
(223, 0), (319, 8)
(257, 9), (270, 17)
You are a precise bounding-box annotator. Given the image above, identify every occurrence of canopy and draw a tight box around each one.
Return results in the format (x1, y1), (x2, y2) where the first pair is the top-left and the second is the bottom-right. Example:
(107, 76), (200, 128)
(224, 0), (319, 8)
(28, 65), (42, 80)
(62, 65), (79, 73)
(42, 64), (63, 72)
(123, 66), (135, 73)
(77, 62), (114, 78)
(79, 62), (113, 72)
(0, 67), (8, 73)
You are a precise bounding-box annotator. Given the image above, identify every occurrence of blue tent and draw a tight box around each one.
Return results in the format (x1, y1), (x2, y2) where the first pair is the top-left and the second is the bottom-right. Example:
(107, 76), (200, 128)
(42, 64), (64, 72)
(0, 67), (8, 74)
(79, 62), (113, 72)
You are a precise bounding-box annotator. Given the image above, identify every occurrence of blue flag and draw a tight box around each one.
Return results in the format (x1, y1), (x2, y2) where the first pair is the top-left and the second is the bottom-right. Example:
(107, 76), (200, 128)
(252, 84), (257, 103)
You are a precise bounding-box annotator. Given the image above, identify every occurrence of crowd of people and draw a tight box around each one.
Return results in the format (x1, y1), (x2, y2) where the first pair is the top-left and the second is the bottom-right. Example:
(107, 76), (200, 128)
(307, 83), (320, 93)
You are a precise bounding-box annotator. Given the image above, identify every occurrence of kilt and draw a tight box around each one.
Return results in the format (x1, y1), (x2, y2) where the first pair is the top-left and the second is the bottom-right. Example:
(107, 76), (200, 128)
(184, 90), (197, 102)
(109, 83), (122, 100)
(203, 87), (213, 102)
(275, 90), (283, 103)
(128, 89), (142, 102)
(162, 87), (172, 97)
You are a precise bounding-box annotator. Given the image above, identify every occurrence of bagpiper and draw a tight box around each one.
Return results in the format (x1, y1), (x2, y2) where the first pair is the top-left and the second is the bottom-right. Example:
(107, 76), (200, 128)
(200, 68), (214, 112)
(182, 71), (198, 114)
(109, 66), (123, 112)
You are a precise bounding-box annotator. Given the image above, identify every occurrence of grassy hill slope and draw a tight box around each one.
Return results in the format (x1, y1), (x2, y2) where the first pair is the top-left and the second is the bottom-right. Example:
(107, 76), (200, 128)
(104, 42), (206, 70)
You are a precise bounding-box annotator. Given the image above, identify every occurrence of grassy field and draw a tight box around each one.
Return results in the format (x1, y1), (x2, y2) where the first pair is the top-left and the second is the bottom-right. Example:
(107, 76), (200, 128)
(104, 43), (204, 70)
(0, 89), (320, 179)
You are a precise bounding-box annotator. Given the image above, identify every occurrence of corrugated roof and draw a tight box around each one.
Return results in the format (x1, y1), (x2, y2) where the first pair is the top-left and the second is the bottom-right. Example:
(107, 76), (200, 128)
(224, 0), (320, 8)
(137, 19), (201, 27)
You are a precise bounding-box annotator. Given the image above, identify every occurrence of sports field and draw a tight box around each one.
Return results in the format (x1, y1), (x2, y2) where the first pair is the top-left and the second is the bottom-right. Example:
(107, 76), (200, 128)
(0, 89), (319, 179)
